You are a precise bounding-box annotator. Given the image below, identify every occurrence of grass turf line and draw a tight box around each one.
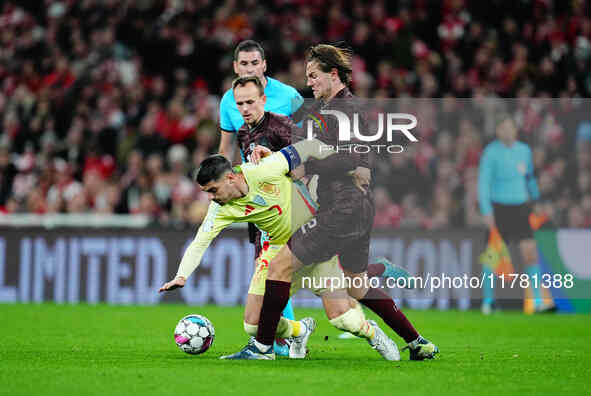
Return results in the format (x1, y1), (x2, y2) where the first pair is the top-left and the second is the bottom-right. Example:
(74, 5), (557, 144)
(0, 304), (589, 396)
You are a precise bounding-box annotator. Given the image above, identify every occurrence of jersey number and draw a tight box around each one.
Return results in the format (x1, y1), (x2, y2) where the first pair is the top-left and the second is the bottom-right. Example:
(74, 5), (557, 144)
(300, 218), (317, 234)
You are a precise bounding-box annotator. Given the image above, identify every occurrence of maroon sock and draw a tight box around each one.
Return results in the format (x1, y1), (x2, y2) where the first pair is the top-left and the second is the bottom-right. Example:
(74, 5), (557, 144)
(256, 280), (291, 347)
(359, 287), (419, 343)
(367, 262), (386, 278)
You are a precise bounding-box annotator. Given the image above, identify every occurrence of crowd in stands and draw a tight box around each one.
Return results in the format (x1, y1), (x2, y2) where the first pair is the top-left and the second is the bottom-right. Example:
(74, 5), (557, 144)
(1, 0), (590, 229)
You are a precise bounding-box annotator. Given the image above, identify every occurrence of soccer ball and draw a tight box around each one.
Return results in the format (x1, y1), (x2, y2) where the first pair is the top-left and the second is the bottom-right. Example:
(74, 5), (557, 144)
(174, 314), (215, 355)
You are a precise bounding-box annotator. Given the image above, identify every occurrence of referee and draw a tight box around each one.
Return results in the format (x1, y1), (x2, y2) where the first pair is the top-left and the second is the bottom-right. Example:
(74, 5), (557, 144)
(478, 112), (550, 314)
(217, 40), (302, 353)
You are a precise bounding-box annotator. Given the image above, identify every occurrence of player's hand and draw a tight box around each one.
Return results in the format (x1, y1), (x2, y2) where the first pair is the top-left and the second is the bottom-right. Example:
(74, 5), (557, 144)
(250, 145), (272, 164)
(159, 276), (186, 292)
(484, 214), (496, 229)
(349, 166), (371, 194)
(289, 164), (306, 180)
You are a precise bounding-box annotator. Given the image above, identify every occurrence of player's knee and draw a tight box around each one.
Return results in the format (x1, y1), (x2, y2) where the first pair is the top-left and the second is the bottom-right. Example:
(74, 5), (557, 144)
(267, 260), (292, 282)
(329, 307), (365, 335)
(243, 322), (258, 336)
(322, 292), (351, 318)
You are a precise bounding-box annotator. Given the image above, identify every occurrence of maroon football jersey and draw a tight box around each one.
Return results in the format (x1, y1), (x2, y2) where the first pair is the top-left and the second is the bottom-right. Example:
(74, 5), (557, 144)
(236, 112), (294, 162)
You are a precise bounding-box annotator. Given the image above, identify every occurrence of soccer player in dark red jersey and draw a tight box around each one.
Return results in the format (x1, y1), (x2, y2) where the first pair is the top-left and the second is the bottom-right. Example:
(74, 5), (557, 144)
(226, 44), (439, 361)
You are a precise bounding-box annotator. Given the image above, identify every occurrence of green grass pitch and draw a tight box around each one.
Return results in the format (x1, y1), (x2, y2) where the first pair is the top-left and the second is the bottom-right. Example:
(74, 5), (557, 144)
(1, 303), (589, 396)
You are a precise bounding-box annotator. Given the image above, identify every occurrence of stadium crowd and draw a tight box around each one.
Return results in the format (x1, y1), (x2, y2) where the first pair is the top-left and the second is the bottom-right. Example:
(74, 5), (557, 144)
(0, 0), (590, 229)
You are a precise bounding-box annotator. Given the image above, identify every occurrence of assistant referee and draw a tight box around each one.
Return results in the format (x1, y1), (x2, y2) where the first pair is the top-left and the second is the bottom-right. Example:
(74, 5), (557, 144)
(478, 112), (550, 313)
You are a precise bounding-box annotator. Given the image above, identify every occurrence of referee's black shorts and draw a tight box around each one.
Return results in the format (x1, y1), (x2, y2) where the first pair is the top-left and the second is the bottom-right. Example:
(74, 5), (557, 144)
(492, 202), (534, 243)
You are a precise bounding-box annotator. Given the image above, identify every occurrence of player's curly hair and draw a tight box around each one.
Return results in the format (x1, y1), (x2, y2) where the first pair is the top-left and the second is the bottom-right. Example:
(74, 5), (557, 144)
(307, 44), (353, 85)
(194, 155), (232, 186)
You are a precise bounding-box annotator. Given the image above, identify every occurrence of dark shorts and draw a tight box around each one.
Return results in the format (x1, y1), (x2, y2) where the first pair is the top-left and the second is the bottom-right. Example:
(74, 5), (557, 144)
(289, 199), (374, 274)
(250, 223), (262, 261)
(493, 202), (534, 243)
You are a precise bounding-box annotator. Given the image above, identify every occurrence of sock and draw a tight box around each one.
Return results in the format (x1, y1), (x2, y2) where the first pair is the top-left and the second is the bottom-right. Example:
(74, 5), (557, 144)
(352, 300), (364, 316)
(367, 262), (385, 278)
(276, 317), (300, 338)
(359, 287), (419, 343)
(291, 320), (303, 337)
(244, 322), (258, 337)
(526, 265), (543, 309)
(361, 320), (376, 340)
(352, 300), (372, 338)
(482, 267), (495, 305)
(256, 280), (292, 347)
(282, 298), (295, 320)
(329, 307), (375, 340)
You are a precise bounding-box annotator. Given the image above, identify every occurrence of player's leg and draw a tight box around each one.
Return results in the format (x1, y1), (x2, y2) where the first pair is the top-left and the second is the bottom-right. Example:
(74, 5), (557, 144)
(242, 293), (305, 340)
(481, 203), (516, 314)
(253, 244), (304, 349)
(291, 255), (399, 360)
(480, 227), (499, 314)
(250, 243), (291, 356)
(221, 247), (305, 360)
(367, 258), (415, 288)
(258, 227), (296, 320)
(519, 237), (554, 312)
(306, 256), (400, 361)
(353, 277), (439, 360)
(223, 243), (308, 359)
(511, 203), (554, 313)
(340, 236), (438, 360)
(322, 290), (400, 361)
(224, 209), (353, 359)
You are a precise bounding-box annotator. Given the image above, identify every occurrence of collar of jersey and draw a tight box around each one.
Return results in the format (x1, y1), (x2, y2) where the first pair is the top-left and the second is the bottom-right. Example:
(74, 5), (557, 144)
(247, 112), (267, 133)
(231, 165), (255, 203)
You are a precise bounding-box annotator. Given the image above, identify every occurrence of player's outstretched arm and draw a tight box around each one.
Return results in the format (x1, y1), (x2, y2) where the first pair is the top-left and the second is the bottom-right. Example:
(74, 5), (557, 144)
(157, 203), (233, 293)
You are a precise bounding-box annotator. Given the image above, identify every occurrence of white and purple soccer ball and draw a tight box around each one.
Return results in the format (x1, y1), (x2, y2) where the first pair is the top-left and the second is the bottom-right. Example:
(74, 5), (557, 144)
(174, 314), (215, 355)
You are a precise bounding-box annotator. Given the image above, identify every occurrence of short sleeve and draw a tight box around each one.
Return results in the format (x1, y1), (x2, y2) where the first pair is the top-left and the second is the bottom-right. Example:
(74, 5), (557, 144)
(219, 92), (235, 132)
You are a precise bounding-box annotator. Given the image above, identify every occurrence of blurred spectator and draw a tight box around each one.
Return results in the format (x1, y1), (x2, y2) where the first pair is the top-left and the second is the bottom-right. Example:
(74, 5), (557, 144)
(0, 0), (589, 228)
(0, 145), (17, 208)
(373, 187), (402, 228)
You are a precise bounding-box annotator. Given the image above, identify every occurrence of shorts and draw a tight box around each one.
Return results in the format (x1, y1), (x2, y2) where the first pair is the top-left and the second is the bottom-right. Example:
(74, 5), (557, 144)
(248, 243), (345, 296)
(288, 198), (374, 274)
(492, 202), (534, 243)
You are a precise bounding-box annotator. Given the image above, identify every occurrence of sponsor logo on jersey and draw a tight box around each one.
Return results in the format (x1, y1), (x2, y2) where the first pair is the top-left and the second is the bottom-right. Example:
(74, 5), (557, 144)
(253, 195), (267, 206)
(258, 182), (280, 197)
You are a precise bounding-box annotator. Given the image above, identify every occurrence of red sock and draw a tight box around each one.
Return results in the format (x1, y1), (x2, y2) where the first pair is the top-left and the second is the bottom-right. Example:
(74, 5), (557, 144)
(367, 262), (385, 278)
(256, 280), (291, 347)
(359, 287), (419, 343)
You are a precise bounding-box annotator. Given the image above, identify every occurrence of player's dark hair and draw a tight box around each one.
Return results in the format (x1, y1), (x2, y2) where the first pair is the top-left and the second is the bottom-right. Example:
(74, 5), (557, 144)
(194, 155), (233, 186)
(233, 40), (265, 61)
(307, 44), (353, 85)
(232, 75), (264, 96)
